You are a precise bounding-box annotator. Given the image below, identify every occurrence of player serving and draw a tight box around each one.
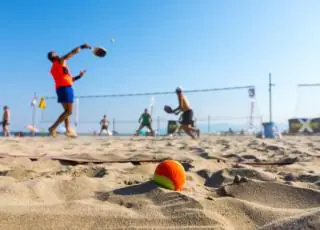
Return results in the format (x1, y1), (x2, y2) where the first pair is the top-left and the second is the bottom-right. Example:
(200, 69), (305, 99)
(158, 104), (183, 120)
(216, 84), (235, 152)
(47, 43), (91, 137)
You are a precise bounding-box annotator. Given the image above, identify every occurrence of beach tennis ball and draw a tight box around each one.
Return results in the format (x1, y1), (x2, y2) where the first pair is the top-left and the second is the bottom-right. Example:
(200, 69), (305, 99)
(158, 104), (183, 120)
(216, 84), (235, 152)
(153, 160), (186, 191)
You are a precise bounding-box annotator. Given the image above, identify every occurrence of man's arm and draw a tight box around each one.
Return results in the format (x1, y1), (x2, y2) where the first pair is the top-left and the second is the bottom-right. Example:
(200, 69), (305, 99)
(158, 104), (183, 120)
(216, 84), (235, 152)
(172, 107), (181, 114)
(138, 114), (142, 123)
(72, 75), (81, 82)
(72, 70), (86, 82)
(172, 96), (182, 114)
(60, 43), (91, 62)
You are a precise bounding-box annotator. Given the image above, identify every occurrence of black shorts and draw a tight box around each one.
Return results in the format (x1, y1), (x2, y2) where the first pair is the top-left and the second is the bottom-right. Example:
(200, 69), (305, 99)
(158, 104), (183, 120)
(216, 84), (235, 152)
(141, 123), (152, 128)
(101, 125), (108, 130)
(180, 110), (193, 125)
(2, 120), (9, 127)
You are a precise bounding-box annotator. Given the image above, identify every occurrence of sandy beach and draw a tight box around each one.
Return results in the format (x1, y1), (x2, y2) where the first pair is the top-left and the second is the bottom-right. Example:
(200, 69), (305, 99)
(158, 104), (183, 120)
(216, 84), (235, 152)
(0, 135), (319, 229)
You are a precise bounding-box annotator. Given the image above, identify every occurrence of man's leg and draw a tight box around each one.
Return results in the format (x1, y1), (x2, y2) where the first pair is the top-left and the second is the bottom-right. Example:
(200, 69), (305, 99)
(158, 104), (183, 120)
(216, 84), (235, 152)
(100, 127), (108, 135)
(64, 116), (70, 132)
(106, 126), (110, 135)
(190, 126), (200, 137)
(99, 125), (105, 135)
(6, 125), (10, 137)
(62, 103), (73, 133)
(180, 124), (196, 139)
(4, 122), (10, 137)
(136, 124), (144, 136)
(64, 103), (76, 137)
(180, 111), (198, 139)
(3, 125), (8, 137)
(184, 111), (200, 138)
(49, 103), (72, 136)
(146, 124), (154, 136)
(172, 124), (182, 136)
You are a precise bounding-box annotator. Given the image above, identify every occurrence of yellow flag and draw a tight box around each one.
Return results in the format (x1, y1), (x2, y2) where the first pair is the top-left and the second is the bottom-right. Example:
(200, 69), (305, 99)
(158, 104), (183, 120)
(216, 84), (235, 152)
(39, 97), (46, 110)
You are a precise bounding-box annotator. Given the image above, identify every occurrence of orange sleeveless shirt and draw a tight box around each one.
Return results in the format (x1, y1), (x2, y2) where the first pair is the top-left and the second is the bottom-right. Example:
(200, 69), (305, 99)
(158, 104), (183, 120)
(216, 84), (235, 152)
(50, 60), (73, 89)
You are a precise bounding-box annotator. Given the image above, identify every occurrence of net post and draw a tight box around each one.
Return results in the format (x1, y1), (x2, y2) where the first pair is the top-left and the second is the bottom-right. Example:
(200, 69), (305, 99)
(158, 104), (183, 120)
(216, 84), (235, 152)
(157, 116), (160, 135)
(112, 118), (116, 134)
(74, 98), (79, 130)
(31, 92), (37, 136)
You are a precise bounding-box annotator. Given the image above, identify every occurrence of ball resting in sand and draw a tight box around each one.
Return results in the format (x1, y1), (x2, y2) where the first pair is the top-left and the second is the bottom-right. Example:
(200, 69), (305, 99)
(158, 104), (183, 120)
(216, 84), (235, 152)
(153, 160), (186, 191)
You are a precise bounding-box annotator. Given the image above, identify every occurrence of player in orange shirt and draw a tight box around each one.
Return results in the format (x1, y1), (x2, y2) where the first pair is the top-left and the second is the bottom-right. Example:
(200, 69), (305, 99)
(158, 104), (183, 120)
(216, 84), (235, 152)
(47, 43), (91, 137)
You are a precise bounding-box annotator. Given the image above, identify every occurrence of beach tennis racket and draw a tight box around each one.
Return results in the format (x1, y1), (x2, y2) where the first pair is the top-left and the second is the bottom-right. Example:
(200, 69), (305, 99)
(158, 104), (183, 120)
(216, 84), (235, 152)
(90, 47), (107, 57)
(164, 105), (173, 114)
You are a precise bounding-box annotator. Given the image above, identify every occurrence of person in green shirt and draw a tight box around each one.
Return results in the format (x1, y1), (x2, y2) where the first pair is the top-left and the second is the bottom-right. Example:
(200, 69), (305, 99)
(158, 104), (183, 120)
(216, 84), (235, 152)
(136, 109), (154, 136)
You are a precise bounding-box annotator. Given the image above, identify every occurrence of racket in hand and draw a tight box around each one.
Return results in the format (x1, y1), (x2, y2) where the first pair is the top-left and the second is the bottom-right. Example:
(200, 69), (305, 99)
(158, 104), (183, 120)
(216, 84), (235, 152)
(91, 47), (107, 57)
(164, 105), (173, 114)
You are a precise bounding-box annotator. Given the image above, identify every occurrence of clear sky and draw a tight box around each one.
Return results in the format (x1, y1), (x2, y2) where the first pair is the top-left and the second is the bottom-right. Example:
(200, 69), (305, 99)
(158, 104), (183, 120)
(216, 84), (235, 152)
(1, 0), (320, 133)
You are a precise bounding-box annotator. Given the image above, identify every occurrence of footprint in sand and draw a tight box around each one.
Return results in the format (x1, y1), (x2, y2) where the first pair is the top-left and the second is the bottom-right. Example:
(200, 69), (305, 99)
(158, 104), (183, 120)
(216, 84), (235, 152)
(85, 167), (108, 178)
(63, 145), (74, 150)
(57, 166), (108, 178)
(197, 167), (276, 188)
(128, 148), (138, 152)
(0, 168), (36, 181)
(298, 174), (320, 183)
(151, 150), (163, 154)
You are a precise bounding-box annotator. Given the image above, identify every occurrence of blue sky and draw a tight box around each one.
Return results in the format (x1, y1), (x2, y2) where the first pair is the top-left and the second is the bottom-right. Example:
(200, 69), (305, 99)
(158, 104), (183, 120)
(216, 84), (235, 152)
(1, 0), (320, 133)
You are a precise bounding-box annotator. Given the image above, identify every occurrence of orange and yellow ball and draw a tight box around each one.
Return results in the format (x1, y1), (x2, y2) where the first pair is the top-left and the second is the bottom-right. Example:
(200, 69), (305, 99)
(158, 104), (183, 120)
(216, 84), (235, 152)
(153, 160), (186, 191)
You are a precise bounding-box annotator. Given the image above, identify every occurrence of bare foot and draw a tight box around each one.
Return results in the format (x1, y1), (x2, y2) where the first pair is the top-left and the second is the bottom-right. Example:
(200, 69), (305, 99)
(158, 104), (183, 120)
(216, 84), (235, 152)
(49, 128), (57, 137)
(65, 129), (78, 138)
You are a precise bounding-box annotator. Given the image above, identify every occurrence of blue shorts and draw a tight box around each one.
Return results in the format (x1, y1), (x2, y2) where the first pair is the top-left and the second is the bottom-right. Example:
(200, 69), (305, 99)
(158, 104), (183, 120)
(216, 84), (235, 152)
(56, 86), (74, 104)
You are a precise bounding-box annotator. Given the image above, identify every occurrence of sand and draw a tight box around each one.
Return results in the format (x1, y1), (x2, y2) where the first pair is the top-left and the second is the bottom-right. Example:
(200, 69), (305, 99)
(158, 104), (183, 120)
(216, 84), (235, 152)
(0, 135), (319, 229)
